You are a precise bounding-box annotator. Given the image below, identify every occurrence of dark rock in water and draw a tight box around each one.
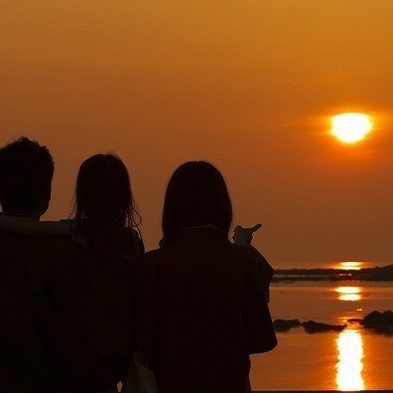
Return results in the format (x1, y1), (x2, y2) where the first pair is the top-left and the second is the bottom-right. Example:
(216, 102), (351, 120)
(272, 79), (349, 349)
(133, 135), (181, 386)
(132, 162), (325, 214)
(302, 320), (346, 333)
(361, 310), (393, 333)
(347, 318), (363, 323)
(273, 319), (302, 332)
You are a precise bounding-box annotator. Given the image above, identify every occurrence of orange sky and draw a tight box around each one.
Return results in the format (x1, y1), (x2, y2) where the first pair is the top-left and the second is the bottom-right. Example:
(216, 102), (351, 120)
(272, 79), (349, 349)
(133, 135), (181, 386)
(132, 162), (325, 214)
(2, 0), (393, 267)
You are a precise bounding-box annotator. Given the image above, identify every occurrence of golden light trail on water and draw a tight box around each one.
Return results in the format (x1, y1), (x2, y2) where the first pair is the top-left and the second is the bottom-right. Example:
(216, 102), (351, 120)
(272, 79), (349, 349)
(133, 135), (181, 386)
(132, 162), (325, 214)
(336, 330), (364, 390)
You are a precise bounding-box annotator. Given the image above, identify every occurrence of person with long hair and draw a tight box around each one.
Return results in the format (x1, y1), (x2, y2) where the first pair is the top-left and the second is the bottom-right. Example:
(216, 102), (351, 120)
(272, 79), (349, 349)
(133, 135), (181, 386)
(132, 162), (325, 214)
(0, 152), (143, 266)
(0, 152), (144, 392)
(138, 160), (277, 393)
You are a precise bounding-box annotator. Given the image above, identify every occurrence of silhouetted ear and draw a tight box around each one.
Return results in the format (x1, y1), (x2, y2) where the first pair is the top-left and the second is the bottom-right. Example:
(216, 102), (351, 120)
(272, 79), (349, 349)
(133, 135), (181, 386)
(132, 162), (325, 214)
(27, 183), (52, 219)
(40, 184), (52, 216)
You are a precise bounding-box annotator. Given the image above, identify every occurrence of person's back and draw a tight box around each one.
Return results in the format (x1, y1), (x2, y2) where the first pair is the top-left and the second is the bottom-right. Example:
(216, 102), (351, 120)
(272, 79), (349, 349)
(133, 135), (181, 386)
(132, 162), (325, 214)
(138, 161), (277, 393)
(0, 229), (136, 392)
(0, 137), (137, 392)
(139, 228), (276, 393)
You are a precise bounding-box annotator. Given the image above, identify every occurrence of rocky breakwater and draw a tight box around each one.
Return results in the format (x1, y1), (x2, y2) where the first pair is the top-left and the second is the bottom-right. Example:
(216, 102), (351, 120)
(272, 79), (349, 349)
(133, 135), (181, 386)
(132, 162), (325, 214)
(273, 319), (345, 333)
(273, 310), (393, 334)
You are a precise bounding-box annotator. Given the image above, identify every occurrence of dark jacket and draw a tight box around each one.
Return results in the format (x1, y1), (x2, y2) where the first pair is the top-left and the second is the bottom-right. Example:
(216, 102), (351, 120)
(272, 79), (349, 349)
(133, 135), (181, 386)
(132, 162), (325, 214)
(138, 228), (277, 393)
(0, 230), (138, 393)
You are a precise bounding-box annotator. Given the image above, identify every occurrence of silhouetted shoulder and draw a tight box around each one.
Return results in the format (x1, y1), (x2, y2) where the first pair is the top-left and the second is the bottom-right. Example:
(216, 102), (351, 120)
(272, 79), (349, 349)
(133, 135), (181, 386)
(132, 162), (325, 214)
(228, 242), (275, 285)
(0, 231), (135, 391)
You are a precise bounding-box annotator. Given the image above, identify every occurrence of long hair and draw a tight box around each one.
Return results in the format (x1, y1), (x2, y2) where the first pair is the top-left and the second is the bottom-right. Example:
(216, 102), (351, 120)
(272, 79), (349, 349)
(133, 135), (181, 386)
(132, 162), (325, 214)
(160, 161), (232, 247)
(72, 153), (141, 250)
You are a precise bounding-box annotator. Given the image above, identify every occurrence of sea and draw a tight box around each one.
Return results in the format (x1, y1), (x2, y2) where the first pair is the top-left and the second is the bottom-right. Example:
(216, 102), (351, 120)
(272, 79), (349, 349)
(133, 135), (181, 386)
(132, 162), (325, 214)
(250, 262), (393, 391)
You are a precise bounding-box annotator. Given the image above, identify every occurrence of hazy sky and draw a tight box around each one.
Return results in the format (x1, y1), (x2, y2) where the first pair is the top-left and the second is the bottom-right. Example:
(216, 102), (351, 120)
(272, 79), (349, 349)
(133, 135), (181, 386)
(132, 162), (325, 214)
(2, 0), (393, 267)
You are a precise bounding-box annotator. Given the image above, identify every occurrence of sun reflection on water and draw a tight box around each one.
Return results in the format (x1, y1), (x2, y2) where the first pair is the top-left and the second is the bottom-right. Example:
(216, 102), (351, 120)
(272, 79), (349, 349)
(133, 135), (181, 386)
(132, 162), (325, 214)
(335, 286), (361, 301)
(336, 329), (364, 390)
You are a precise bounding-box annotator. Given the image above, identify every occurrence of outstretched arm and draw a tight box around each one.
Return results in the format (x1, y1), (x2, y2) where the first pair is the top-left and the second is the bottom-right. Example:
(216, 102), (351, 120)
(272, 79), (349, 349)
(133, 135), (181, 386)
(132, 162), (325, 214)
(0, 213), (69, 237)
(233, 223), (262, 245)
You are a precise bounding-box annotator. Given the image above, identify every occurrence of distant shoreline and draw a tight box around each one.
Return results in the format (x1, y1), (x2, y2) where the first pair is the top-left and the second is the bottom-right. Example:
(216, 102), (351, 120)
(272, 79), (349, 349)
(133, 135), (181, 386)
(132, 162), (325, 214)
(272, 264), (393, 282)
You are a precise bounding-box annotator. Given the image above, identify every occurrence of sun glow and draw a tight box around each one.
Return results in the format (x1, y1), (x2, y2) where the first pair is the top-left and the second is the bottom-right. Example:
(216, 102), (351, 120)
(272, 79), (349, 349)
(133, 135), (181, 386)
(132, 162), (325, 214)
(331, 113), (372, 143)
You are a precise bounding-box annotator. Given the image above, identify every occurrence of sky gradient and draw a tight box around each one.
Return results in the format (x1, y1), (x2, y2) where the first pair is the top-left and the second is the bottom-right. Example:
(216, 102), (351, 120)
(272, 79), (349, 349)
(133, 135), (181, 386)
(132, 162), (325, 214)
(2, 0), (393, 267)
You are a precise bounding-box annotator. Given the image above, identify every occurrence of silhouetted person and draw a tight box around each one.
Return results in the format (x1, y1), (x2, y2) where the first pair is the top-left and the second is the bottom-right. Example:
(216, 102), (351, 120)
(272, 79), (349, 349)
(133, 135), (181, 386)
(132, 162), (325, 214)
(0, 152), (144, 263)
(0, 137), (136, 392)
(138, 161), (277, 393)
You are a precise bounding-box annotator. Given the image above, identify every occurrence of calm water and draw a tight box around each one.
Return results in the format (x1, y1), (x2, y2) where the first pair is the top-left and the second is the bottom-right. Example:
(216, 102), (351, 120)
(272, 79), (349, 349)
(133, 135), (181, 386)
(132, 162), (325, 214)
(250, 280), (393, 391)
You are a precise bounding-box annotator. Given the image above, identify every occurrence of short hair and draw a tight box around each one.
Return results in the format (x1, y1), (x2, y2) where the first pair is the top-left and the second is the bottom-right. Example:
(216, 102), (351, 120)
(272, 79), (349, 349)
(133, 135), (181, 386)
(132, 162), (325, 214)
(0, 137), (54, 214)
(160, 161), (233, 247)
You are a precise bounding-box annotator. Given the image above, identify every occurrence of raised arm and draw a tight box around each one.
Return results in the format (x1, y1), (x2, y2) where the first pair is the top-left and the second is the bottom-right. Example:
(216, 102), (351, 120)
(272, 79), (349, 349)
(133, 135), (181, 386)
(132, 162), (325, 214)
(232, 223), (262, 245)
(0, 213), (69, 237)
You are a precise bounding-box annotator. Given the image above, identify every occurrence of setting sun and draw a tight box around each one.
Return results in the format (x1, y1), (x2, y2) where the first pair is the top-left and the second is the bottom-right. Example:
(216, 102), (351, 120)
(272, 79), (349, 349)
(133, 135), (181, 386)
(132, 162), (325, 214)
(331, 113), (372, 143)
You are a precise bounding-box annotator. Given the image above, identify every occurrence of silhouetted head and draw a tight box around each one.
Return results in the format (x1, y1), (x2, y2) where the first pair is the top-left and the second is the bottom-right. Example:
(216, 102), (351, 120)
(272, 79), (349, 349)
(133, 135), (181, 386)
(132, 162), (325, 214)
(74, 153), (137, 227)
(160, 161), (232, 247)
(0, 137), (54, 216)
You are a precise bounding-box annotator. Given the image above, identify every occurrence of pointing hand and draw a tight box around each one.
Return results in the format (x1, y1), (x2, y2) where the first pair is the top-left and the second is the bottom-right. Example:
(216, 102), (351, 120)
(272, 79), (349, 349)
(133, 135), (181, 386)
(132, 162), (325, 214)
(233, 223), (262, 245)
